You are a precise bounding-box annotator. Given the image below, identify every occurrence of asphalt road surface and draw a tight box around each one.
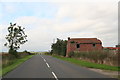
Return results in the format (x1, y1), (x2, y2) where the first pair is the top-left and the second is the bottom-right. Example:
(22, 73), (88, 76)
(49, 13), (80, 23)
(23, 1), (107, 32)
(3, 54), (117, 79)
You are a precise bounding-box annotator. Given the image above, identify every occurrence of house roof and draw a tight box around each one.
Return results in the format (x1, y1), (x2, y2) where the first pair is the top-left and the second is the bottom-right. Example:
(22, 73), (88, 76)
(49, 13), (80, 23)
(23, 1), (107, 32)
(104, 47), (120, 50)
(68, 38), (102, 44)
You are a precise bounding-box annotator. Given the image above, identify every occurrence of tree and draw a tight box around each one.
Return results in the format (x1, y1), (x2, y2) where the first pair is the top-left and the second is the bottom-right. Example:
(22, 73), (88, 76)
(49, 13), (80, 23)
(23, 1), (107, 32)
(4, 23), (28, 57)
(51, 38), (67, 56)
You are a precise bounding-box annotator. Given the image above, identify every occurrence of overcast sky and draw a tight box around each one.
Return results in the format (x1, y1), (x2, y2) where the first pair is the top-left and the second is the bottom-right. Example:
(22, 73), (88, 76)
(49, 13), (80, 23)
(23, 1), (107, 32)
(0, 0), (119, 52)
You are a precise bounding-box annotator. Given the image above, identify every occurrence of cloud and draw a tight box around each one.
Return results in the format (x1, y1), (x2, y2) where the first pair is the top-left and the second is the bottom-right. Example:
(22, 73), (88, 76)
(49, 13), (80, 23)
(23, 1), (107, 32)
(53, 2), (118, 47)
(0, 24), (8, 52)
(1, 1), (118, 52)
(54, 2), (117, 31)
(13, 16), (55, 51)
(55, 1), (117, 19)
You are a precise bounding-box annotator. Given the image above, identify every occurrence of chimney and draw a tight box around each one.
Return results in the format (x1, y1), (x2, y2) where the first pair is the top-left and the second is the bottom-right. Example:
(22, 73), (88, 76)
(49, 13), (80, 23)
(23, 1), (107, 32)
(68, 37), (70, 40)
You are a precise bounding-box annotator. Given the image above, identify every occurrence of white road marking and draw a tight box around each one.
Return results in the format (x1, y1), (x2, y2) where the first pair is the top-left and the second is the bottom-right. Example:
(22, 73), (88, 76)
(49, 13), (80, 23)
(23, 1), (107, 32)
(46, 63), (50, 68)
(44, 59), (46, 62)
(40, 56), (44, 59)
(40, 55), (58, 80)
(41, 56), (47, 62)
(52, 72), (58, 80)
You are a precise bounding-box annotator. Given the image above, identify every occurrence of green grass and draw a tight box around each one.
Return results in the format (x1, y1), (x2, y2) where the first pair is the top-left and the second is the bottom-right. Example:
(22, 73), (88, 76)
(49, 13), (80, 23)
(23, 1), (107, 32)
(53, 55), (120, 71)
(1, 55), (33, 76)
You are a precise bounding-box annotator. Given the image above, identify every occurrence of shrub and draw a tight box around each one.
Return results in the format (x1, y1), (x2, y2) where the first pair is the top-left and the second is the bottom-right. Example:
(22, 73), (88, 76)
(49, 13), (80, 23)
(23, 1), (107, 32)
(68, 52), (74, 57)
(2, 54), (16, 67)
(44, 52), (52, 55)
(68, 50), (118, 66)
(9, 49), (18, 58)
(2, 51), (32, 68)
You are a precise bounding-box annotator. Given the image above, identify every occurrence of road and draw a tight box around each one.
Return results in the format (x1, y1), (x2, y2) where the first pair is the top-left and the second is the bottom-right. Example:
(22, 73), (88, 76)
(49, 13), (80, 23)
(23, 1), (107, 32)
(3, 54), (118, 80)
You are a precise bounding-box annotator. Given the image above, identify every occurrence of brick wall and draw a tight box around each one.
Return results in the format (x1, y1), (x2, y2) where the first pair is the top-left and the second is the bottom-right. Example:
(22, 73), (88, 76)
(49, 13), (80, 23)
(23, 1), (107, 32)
(66, 38), (103, 57)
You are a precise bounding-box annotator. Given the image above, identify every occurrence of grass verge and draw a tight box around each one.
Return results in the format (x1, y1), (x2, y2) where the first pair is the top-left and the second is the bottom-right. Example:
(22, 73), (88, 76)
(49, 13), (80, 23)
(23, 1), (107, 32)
(1, 55), (33, 76)
(53, 55), (120, 71)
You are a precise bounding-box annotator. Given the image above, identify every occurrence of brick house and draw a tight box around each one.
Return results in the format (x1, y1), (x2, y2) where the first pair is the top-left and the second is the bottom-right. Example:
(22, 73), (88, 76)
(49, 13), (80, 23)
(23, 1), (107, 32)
(104, 47), (120, 54)
(66, 37), (103, 57)
(104, 47), (117, 50)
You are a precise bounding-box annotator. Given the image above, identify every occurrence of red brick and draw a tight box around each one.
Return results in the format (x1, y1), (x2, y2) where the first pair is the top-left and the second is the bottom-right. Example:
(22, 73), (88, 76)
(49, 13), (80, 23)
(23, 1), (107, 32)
(66, 37), (103, 57)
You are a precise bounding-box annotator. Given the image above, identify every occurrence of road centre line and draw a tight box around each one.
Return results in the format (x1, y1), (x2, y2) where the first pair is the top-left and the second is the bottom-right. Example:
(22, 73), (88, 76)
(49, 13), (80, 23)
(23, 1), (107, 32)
(52, 72), (58, 80)
(44, 59), (46, 62)
(40, 55), (44, 59)
(40, 55), (46, 62)
(40, 55), (58, 80)
(46, 63), (50, 68)
(40, 56), (49, 67)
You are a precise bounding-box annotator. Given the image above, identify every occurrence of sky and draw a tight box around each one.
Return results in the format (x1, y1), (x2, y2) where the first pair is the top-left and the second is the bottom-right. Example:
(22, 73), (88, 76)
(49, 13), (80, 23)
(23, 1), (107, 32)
(0, 0), (119, 52)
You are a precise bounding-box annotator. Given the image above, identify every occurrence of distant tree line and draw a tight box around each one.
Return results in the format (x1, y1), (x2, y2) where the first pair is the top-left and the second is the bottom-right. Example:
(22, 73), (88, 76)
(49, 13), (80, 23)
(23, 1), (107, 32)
(51, 38), (67, 56)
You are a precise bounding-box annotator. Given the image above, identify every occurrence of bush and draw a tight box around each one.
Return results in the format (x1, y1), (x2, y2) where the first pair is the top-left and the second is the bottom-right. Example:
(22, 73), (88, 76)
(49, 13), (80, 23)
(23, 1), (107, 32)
(68, 52), (74, 57)
(2, 51), (32, 68)
(9, 49), (18, 58)
(2, 54), (16, 67)
(44, 52), (52, 55)
(68, 50), (118, 66)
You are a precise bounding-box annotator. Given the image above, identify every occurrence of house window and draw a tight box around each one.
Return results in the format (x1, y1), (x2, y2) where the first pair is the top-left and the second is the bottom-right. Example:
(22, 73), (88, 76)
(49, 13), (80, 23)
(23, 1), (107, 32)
(93, 44), (96, 47)
(76, 44), (80, 48)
